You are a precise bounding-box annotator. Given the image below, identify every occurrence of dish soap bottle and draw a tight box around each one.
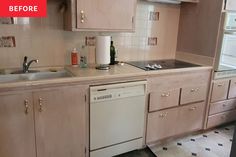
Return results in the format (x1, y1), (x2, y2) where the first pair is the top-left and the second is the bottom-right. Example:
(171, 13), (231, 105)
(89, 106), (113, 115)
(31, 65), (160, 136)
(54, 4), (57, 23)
(110, 40), (116, 65)
(71, 48), (79, 66)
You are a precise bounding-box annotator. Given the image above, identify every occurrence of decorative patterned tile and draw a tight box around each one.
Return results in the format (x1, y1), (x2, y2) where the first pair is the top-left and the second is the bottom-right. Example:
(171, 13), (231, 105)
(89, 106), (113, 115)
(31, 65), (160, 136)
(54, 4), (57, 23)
(149, 11), (160, 21)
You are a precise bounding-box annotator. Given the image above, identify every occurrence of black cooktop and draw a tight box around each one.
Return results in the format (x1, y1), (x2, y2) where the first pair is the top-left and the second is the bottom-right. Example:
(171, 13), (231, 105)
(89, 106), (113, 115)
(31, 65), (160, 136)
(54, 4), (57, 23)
(126, 59), (200, 71)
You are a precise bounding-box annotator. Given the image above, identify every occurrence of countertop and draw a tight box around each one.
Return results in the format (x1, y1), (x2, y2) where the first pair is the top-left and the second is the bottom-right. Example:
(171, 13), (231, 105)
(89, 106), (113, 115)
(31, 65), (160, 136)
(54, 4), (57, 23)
(0, 63), (212, 91)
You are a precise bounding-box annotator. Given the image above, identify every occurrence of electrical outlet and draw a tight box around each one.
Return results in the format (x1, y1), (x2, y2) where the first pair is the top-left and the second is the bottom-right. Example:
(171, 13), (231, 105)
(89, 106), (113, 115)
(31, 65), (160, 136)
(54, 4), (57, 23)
(0, 36), (16, 47)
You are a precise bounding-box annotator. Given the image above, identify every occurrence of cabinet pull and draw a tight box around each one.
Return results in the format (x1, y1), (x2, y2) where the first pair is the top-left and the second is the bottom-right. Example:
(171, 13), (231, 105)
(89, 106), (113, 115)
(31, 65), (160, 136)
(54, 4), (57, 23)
(80, 10), (85, 23)
(190, 88), (199, 92)
(161, 93), (170, 97)
(222, 104), (226, 107)
(39, 98), (43, 112)
(24, 99), (29, 114)
(159, 112), (168, 118)
(217, 84), (223, 87)
(189, 107), (197, 111)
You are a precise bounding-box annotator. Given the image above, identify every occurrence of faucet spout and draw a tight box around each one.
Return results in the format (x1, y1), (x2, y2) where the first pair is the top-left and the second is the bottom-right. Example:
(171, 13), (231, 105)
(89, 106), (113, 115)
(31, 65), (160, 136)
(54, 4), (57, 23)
(22, 56), (39, 73)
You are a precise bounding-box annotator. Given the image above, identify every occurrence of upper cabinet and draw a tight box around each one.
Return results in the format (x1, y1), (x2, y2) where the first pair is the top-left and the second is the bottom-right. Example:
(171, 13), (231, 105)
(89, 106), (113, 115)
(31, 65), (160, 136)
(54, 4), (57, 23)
(65, 0), (137, 31)
(224, 0), (236, 11)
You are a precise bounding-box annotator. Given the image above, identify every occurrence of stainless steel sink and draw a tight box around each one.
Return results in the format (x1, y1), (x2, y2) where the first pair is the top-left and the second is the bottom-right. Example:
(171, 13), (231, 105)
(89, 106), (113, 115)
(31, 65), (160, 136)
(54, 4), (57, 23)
(10, 70), (40, 74)
(0, 69), (73, 83)
(27, 71), (73, 81)
(0, 74), (28, 83)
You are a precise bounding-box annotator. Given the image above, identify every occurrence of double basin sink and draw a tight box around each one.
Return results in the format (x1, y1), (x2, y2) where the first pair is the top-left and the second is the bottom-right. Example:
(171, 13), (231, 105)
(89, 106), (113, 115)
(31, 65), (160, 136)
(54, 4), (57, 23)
(0, 67), (73, 83)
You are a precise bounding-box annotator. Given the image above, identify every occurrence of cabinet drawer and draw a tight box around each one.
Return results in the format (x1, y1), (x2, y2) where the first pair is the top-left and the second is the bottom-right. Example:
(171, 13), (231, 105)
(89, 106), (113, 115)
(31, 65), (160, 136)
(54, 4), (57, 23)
(207, 110), (236, 128)
(229, 78), (236, 99)
(146, 108), (178, 143)
(149, 88), (180, 112)
(211, 80), (230, 102)
(209, 99), (236, 115)
(177, 102), (205, 134)
(180, 85), (207, 105)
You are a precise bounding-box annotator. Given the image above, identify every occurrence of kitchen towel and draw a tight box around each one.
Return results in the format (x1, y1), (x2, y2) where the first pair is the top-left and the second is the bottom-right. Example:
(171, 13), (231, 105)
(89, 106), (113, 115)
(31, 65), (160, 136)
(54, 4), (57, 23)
(95, 36), (111, 65)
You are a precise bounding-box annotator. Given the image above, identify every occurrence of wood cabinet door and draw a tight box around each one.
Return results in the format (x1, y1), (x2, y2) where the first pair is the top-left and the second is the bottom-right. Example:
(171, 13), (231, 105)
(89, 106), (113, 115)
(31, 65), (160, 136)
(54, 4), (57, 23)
(225, 0), (236, 11)
(146, 108), (178, 143)
(76, 0), (136, 30)
(176, 102), (205, 135)
(0, 92), (36, 157)
(33, 85), (88, 157)
(211, 80), (229, 102)
(229, 78), (236, 99)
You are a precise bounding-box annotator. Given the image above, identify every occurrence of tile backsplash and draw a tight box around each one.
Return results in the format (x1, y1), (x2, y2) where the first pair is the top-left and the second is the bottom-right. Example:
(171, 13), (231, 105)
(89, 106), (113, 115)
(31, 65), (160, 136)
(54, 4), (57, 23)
(0, 0), (180, 69)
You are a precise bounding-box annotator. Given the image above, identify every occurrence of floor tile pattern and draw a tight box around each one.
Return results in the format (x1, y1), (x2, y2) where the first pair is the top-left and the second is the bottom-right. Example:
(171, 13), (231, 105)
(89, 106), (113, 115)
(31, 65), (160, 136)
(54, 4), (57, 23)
(149, 125), (235, 157)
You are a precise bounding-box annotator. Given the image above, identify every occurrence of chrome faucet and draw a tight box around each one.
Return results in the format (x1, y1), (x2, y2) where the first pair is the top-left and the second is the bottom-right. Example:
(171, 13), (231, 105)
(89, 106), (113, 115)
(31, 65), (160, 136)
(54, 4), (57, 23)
(23, 56), (39, 73)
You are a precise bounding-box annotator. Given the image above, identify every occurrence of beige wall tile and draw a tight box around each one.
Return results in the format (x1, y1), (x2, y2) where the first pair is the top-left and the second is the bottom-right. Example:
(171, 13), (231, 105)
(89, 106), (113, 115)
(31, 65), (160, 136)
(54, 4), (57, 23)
(0, 0), (180, 69)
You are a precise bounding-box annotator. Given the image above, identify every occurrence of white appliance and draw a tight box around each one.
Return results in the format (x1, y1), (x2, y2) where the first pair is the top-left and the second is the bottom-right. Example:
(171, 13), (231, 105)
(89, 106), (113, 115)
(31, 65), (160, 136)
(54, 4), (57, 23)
(145, 0), (181, 4)
(95, 36), (111, 70)
(90, 81), (146, 157)
(216, 12), (236, 71)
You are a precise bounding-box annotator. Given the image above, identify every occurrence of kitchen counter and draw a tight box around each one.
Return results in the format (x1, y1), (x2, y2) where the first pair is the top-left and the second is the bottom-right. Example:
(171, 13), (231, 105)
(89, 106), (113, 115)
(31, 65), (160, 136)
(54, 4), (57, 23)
(0, 63), (212, 92)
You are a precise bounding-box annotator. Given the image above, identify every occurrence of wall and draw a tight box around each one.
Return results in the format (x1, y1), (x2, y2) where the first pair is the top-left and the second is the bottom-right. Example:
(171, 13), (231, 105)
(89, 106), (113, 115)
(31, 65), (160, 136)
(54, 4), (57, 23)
(0, 0), (180, 69)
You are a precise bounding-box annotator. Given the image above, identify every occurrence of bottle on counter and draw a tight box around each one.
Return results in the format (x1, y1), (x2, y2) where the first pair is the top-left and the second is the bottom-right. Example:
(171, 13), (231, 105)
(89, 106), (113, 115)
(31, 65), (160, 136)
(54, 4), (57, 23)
(110, 40), (116, 65)
(71, 48), (79, 66)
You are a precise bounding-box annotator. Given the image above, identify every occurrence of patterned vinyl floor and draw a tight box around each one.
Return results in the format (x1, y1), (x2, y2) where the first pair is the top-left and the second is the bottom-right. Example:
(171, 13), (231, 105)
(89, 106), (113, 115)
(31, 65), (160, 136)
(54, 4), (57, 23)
(148, 124), (235, 157)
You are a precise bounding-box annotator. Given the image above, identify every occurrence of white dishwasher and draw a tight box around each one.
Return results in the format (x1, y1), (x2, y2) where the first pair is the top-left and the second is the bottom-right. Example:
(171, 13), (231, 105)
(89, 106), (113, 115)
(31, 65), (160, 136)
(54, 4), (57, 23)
(90, 81), (147, 157)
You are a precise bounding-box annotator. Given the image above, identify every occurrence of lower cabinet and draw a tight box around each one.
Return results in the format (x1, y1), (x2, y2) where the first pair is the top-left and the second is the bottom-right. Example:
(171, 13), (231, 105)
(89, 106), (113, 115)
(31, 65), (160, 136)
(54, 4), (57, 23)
(0, 93), (36, 157)
(0, 85), (88, 157)
(146, 107), (178, 143)
(207, 110), (236, 128)
(206, 77), (236, 129)
(176, 102), (205, 135)
(146, 102), (205, 143)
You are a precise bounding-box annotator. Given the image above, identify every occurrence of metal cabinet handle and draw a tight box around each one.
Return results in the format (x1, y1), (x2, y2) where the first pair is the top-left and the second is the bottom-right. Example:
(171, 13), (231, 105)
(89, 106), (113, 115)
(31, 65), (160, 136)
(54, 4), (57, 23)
(24, 99), (29, 114)
(39, 98), (43, 112)
(80, 10), (85, 23)
(217, 84), (223, 87)
(159, 112), (168, 118)
(189, 107), (197, 111)
(190, 88), (199, 92)
(161, 93), (170, 97)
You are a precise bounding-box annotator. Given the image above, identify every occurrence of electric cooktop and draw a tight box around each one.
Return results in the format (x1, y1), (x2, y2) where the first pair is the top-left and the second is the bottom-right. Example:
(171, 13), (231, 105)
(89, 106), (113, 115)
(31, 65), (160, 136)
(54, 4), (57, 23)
(126, 59), (200, 71)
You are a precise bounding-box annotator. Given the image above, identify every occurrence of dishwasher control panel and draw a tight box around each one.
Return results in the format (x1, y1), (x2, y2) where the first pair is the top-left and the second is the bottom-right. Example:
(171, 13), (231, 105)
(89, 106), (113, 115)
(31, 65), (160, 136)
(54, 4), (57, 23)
(90, 81), (146, 103)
